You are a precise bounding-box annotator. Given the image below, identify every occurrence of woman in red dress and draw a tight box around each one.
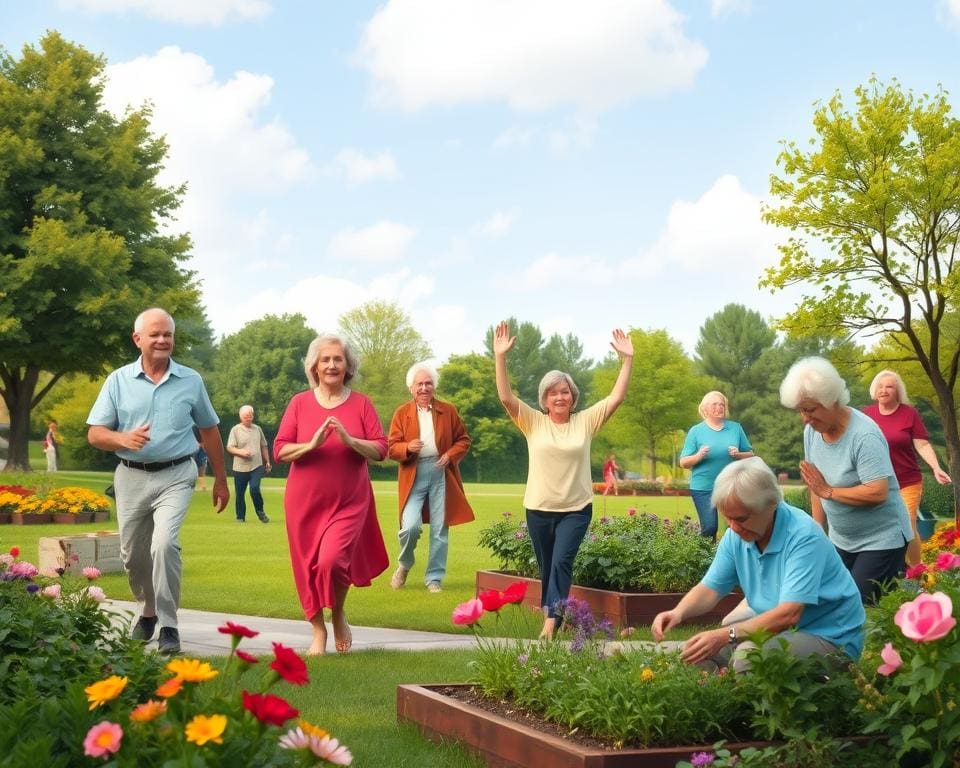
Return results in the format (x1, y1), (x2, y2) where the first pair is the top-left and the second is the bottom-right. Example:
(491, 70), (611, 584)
(274, 333), (389, 655)
(602, 452), (620, 496)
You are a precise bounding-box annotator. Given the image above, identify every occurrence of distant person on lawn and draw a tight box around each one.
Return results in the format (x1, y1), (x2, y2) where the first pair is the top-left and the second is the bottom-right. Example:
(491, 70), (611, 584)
(652, 457), (865, 673)
(679, 390), (754, 540)
(227, 405), (272, 523)
(274, 333), (389, 656)
(602, 452), (620, 496)
(44, 420), (61, 471)
(388, 361), (473, 594)
(87, 307), (229, 657)
(494, 320), (634, 641)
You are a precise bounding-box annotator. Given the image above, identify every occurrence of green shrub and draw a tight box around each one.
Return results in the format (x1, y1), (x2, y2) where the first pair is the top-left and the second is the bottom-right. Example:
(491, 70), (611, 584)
(782, 487), (810, 513)
(920, 474), (955, 518)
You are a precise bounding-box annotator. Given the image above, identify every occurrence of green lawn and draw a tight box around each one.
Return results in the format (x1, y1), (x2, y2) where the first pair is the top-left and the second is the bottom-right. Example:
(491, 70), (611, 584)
(4, 470), (701, 635)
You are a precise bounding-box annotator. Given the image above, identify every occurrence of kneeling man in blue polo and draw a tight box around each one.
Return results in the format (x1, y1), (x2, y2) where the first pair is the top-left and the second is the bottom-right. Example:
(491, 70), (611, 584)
(652, 457), (864, 671)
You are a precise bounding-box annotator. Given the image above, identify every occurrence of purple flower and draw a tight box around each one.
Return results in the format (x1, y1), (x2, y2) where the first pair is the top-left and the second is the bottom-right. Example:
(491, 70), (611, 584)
(599, 516), (611, 525)
(690, 752), (715, 767)
(26, 583), (40, 594)
(514, 530), (526, 540)
(517, 653), (528, 665)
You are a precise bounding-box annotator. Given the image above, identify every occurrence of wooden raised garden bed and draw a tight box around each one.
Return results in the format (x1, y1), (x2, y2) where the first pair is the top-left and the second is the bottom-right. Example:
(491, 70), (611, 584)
(476, 570), (744, 628)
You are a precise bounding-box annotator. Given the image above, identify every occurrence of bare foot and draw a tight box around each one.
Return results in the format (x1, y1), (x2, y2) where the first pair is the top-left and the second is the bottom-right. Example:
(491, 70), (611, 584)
(539, 616), (557, 642)
(307, 618), (327, 656)
(332, 613), (352, 654)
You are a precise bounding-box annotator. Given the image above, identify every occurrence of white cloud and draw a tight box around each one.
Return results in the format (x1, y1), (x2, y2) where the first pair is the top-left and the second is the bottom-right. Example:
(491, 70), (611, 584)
(625, 174), (779, 275)
(327, 221), (417, 263)
(60, 0), (270, 25)
(331, 148), (400, 184)
(477, 211), (517, 238)
(493, 126), (538, 150)
(356, 0), (708, 112)
(710, 0), (751, 18)
(547, 115), (598, 153)
(516, 252), (617, 290)
(937, 0), (960, 27)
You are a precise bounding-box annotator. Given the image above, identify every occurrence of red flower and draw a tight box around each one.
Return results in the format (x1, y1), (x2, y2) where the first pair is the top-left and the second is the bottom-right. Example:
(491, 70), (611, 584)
(270, 643), (309, 685)
(502, 581), (529, 604)
(242, 690), (299, 726)
(236, 650), (259, 665)
(905, 563), (928, 580)
(9, 547), (19, 558)
(478, 588), (507, 612)
(218, 621), (259, 639)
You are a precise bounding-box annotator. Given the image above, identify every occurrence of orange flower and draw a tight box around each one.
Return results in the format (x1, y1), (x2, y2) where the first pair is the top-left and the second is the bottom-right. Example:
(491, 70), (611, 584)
(156, 676), (184, 699)
(184, 714), (227, 746)
(130, 699), (167, 722)
(298, 718), (329, 739)
(85, 675), (129, 710)
(166, 658), (219, 683)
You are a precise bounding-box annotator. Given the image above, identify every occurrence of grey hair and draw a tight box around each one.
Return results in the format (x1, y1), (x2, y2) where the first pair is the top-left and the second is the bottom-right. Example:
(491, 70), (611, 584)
(134, 307), (175, 333)
(779, 356), (850, 409)
(239, 404), (254, 417)
(537, 370), (580, 411)
(304, 333), (358, 387)
(869, 369), (910, 405)
(698, 390), (730, 419)
(406, 361), (440, 389)
(711, 457), (783, 515)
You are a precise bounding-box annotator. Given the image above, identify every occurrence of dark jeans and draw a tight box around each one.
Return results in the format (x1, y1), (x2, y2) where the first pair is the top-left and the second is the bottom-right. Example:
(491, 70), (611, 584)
(526, 505), (592, 619)
(837, 542), (907, 605)
(690, 490), (718, 539)
(234, 466), (265, 521)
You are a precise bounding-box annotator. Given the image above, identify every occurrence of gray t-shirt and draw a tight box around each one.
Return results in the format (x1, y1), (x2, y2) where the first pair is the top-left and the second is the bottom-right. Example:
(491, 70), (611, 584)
(803, 408), (912, 552)
(228, 423), (268, 472)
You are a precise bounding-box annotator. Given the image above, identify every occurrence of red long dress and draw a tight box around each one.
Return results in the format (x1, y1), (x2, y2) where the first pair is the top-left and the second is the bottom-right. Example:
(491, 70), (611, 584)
(274, 390), (389, 620)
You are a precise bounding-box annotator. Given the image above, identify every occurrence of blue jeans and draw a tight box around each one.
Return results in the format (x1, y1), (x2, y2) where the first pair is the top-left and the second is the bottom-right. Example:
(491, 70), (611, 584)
(525, 505), (592, 619)
(234, 466), (266, 521)
(690, 490), (718, 539)
(397, 458), (448, 584)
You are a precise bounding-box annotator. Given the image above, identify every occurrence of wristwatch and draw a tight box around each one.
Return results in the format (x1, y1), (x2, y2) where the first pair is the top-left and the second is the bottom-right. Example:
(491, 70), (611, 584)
(728, 626), (738, 645)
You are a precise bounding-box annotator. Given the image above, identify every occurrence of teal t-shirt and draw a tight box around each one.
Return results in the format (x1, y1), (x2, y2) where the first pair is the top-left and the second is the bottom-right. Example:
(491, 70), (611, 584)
(681, 420), (752, 491)
(702, 501), (866, 659)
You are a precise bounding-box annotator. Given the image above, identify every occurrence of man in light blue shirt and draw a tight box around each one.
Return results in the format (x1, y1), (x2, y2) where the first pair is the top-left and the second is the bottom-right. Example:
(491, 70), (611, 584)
(652, 457), (864, 671)
(87, 308), (229, 655)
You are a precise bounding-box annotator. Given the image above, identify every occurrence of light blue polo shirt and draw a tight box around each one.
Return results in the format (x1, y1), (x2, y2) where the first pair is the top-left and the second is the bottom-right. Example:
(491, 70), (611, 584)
(701, 501), (865, 659)
(87, 357), (220, 463)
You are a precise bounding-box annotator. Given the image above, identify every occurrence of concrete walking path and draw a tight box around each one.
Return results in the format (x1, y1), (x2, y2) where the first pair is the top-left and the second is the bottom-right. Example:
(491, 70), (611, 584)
(107, 600), (477, 656)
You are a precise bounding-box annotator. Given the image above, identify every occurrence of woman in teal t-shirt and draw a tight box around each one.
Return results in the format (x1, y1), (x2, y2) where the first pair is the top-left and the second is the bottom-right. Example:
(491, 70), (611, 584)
(679, 391), (754, 539)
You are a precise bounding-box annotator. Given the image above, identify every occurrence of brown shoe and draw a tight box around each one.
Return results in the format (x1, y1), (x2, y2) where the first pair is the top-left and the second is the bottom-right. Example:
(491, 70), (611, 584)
(390, 566), (408, 590)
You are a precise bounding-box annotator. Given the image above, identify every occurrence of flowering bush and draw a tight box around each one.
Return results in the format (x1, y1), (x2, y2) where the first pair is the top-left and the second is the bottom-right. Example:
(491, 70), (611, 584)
(79, 628), (352, 766)
(16, 486), (111, 516)
(857, 552), (960, 767)
(920, 520), (960, 564)
(478, 511), (716, 593)
(0, 490), (26, 514)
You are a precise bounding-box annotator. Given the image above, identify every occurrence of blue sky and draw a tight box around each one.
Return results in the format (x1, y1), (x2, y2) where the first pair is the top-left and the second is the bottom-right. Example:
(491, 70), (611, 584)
(4, 0), (960, 364)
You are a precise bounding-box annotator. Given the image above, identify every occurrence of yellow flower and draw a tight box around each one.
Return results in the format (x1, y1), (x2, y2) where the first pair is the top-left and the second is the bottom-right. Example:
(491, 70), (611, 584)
(298, 718), (329, 739)
(85, 675), (129, 710)
(640, 667), (655, 682)
(130, 699), (167, 722)
(185, 714), (227, 746)
(166, 658), (219, 683)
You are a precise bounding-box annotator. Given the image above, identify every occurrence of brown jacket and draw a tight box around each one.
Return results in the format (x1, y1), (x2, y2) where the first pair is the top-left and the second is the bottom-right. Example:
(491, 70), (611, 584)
(387, 398), (474, 527)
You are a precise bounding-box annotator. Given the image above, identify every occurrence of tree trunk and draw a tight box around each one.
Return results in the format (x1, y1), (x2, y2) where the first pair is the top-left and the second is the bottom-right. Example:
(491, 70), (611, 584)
(648, 436), (657, 480)
(931, 379), (960, 527)
(1, 367), (40, 472)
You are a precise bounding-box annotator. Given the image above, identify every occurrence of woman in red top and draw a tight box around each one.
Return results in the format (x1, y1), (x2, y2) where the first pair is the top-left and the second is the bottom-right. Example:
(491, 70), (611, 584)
(863, 369), (951, 566)
(602, 452), (620, 496)
(274, 333), (389, 655)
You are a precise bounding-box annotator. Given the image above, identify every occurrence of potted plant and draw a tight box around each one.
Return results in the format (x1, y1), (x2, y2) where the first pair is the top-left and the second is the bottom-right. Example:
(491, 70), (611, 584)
(44, 487), (111, 524)
(0, 486), (32, 524)
(477, 511), (742, 627)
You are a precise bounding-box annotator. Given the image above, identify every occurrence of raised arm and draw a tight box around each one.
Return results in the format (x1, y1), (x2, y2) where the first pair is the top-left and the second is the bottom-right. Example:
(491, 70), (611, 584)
(604, 328), (634, 415)
(493, 320), (520, 420)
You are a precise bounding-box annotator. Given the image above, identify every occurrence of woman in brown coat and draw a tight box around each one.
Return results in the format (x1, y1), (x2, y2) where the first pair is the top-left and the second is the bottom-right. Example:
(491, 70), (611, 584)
(387, 362), (473, 592)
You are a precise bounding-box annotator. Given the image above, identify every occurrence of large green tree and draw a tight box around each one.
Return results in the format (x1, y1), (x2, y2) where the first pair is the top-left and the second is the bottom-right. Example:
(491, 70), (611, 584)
(0, 32), (198, 470)
(208, 314), (317, 431)
(596, 329), (707, 479)
(339, 300), (431, 427)
(761, 78), (960, 519)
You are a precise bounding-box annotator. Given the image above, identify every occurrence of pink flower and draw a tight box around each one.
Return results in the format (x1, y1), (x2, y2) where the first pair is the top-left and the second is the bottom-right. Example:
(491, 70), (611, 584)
(905, 563), (928, 580)
(627, 507), (637, 516)
(82, 566), (102, 580)
(41, 584), (61, 599)
(236, 650), (259, 665)
(895, 591), (957, 643)
(876, 642), (903, 676)
(8, 561), (39, 579)
(83, 721), (123, 758)
(934, 552), (960, 571)
(86, 586), (106, 603)
(451, 598), (484, 626)
(310, 735), (353, 764)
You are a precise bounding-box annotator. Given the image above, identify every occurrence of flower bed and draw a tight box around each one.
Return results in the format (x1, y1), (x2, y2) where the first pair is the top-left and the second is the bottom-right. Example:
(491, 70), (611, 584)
(592, 481), (691, 496)
(479, 511), (715, 594)
(2, 486), (111, 525)
(0, 544), (353, 766)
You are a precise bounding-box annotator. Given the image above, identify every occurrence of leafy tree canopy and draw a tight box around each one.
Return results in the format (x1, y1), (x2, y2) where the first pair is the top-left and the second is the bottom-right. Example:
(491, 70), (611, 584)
(0, 32), (198, 470)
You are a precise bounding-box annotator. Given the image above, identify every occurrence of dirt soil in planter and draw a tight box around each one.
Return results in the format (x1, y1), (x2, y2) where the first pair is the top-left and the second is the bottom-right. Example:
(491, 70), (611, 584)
(434, 685), (750, 752)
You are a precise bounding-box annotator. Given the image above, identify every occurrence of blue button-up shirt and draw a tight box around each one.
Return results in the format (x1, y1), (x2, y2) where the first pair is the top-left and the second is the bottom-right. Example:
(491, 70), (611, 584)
(87, 357), (220, 463)
(701, 501), (866, 659)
